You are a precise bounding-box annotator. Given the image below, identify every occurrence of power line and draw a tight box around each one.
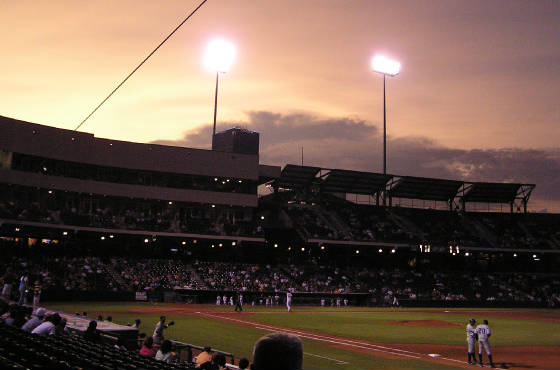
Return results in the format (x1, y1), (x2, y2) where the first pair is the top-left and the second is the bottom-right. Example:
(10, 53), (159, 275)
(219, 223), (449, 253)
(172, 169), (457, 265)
(74, 0), (209, 132)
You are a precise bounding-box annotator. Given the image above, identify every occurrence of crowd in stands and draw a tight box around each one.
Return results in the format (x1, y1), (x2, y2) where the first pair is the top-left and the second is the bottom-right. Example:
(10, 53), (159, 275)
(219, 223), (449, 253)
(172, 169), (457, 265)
(3, 185), (560, 250)
(2, 255), (559, 307)
(0, 184), (264, 237)
(261, 192), (560, 250)
(113, 259), (204, 292)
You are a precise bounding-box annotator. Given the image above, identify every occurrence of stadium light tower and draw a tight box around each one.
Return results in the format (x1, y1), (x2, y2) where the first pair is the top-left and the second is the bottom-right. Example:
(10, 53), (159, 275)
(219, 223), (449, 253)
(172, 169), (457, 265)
(371, 55), (400, 175)
(204, 38), (236, 147)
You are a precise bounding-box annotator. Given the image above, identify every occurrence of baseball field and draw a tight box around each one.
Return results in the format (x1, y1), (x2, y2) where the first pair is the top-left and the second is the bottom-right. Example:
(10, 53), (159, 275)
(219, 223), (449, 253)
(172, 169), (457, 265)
(44, 302), (560, 370)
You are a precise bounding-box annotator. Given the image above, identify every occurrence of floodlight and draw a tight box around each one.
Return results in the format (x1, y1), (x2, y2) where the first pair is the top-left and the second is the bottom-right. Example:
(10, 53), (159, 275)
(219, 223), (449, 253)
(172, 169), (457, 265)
(204, 38), (236, 73)
(371, 55), (401, 76)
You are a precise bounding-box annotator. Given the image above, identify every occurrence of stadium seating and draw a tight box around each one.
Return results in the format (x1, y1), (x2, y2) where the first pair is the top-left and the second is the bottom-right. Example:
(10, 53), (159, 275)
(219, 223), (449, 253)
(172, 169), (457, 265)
(0, 322), (195, 370)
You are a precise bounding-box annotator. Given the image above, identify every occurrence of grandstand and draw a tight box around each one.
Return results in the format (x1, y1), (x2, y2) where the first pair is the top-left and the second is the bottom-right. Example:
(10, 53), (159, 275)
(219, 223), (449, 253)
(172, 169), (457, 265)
(1, 115), (559, 369)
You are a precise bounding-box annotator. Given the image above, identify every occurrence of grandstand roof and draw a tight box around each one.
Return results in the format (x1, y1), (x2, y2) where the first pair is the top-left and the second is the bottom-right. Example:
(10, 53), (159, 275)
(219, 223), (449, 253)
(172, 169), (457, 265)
(462, 182), (523, 203)
(388, 176), (463, 201)
(270, 164), (536, 208)
(322, 169), (391, 195)
(275, 164), (321, 189)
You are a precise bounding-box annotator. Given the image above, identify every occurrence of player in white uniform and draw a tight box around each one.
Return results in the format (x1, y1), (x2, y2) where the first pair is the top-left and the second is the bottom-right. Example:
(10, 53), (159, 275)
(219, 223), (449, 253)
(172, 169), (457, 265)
(216, 295), (221, 305)
(466, 318), (477, 364)
(286, 291), (292, 312)
(475, 319), (494, 368)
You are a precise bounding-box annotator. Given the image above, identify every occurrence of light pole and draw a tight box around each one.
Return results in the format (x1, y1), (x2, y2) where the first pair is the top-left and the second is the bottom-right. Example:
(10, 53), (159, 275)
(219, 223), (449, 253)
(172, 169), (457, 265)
(371, 55), (401, 175)
(204, 38), (236, 148)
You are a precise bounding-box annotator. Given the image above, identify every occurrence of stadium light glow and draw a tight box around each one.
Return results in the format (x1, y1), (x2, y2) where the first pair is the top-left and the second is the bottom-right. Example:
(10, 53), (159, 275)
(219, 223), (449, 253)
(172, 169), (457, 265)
(205, 38), (236, 146)
(204, 39), (236, 73)
(371, 55), (401, 76)
(370, 54), (401, 180)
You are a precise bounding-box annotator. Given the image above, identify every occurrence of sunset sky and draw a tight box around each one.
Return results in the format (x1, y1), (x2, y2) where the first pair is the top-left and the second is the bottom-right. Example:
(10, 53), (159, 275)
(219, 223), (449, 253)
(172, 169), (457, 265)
(1, 1), (559, 211)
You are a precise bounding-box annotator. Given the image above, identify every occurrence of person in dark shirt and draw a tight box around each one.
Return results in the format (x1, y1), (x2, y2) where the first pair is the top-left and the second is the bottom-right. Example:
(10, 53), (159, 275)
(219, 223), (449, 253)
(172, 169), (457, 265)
(83, 320), (101, 342)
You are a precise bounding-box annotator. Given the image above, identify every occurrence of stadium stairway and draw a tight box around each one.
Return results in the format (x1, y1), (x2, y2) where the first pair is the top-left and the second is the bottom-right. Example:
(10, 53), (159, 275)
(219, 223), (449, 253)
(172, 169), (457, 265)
(106, 261), (128, 291)
(461, 216), (496, 247)
(323, 209), (353, 240)
(185, 265), (207, 290)
(385, 209), (425, 241)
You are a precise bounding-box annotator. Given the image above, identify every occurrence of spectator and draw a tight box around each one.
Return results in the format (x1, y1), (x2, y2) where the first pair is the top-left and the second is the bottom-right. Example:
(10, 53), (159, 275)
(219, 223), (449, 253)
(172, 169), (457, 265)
(32, 280), (41, 307)
(3, 304), (18, 326)
(17, 272), (29, 305)
(2, 267), (15, 299)
(252, 333), (303, 370)
(137, 332), (147, 349)
(238, 358), (249, 370)
(196, 346), (213, 368)
(83, 320), (101, 342)
(21, 307), (46, 332)
(32, 313), (61, 336)
(139, 336), (156, 357)
(212, 353), (226, 370)
(55, 318), (68, 336)
(114, 337), (127, 351)
(155, 339), (175, 363)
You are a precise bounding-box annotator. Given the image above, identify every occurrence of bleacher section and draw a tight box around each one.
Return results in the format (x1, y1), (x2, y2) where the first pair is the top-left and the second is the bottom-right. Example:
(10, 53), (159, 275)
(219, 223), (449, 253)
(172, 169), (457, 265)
(0, 323), (194, 370)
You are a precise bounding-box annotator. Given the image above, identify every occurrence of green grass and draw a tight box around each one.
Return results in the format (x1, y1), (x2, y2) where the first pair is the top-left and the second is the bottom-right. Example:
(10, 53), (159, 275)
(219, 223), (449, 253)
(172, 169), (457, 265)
(239, 309), (560, 346)
(43, 302), (560, 370)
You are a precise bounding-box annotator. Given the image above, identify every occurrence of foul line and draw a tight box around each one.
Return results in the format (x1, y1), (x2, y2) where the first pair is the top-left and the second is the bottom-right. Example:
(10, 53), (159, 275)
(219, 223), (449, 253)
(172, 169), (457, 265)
(303, 352), (349, 365)
(199, 313), (421, 359)
(199, 312), (509, 369)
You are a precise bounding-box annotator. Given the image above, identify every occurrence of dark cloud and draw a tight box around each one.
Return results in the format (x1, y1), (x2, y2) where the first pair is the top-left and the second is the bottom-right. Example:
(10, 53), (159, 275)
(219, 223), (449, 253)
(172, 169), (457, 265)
(152, 111), (560, 211)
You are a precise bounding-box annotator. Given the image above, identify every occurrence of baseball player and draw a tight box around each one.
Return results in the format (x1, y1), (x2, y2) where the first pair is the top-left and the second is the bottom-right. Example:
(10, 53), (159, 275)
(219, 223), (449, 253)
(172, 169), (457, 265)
(286, 291), (292, 312)
(152, 316), (174, 345)
(475, 319), (495, 368)
(466, 318), (477, 364)
(235, 294), (243, 312)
